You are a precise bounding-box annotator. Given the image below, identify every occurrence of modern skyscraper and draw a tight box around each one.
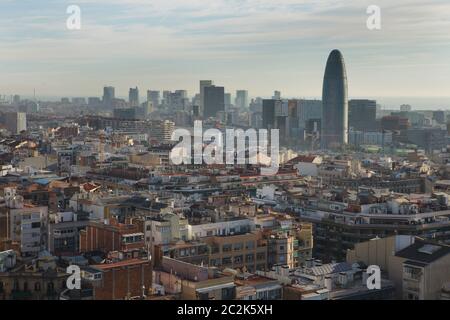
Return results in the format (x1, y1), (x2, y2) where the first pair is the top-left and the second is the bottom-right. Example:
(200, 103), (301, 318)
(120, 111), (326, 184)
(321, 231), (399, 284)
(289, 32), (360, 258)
(348, 99), (377, 132)
(129, 87), (139, 107)
(262, 99), (281, 130)
(147, 90), (160, 107)
(321, 49), (348, 149)
(235, 90), (249, 109)
(204, 85), (225, 118)
(163, 90), (189, 111)
(200, 80), (214, 117)
(103, 86), (115, 108)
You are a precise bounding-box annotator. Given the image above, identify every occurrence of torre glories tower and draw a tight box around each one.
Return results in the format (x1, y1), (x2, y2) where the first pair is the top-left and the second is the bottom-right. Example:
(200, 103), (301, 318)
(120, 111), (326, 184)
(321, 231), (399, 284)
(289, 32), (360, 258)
(321, 49), (348, 149)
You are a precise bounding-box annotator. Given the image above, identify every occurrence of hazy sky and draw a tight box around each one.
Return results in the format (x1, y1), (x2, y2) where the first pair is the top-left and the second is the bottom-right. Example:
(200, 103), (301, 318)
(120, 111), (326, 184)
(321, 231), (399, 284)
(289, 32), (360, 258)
(1, 0), (450, 102)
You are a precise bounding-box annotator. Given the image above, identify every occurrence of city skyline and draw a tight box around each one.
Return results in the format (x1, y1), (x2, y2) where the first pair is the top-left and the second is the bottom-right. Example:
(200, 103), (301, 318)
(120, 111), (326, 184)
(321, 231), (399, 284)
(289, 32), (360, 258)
(1, 0), (450, 101)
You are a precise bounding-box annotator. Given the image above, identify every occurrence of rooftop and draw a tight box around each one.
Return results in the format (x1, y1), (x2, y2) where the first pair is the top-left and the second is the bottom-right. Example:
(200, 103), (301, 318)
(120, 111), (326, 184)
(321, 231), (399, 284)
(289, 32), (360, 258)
(396, 239), (450, 264)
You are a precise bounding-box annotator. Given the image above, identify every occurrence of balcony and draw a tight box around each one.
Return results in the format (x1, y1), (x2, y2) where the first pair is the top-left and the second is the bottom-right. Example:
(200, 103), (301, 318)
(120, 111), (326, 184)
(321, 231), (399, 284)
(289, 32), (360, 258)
(403, 266), (422, 281)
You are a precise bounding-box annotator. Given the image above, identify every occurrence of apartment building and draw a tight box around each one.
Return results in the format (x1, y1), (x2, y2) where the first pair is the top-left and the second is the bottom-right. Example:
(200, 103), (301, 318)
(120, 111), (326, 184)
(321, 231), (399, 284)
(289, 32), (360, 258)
(144, 213), (189, 256)
(347, 235), (450, 299)
(160, 257), (236, 300)
(47, 211), (89, 255)
(0, 251), (68, 300)
(8, 204), (48, 257)
(188, 217), (255, 240)
(203, 231), (268, 273)
(299, 196), (450, 262)
(79, 217), (144, 254)
(87, 259), (152, 300)
(396, 240), (450, 300)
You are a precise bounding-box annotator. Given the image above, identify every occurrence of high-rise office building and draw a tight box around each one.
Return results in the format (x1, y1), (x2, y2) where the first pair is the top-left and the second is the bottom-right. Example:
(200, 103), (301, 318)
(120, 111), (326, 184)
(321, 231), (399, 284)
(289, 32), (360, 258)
(162, 90), (189, 111)
(262, 99), (281, 130)
(298, 100), (322, 128)
(321, 49), (348, 149)
(103, 86), (115, 108)
(204, 86), (225, 119)
(224, 93), (232, 110)
(272, 91), (281, 100)
(235, 90), (249, 109)
(147, 90), (160, 108)
(200, 80), (214, 117)
(349, 99), (377, 132)
(5, 112), (27, 134)
(129, 87), (140, 107)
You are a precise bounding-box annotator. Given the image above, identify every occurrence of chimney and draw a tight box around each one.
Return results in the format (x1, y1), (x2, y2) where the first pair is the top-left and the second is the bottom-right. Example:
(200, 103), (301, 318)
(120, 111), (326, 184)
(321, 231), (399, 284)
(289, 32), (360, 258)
(339, 272), (348, 287)
(324, 276), (333, 291)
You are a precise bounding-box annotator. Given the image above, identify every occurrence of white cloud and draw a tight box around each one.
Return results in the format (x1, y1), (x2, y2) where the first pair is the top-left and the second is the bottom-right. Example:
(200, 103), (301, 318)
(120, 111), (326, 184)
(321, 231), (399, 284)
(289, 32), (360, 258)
(0, 0), (450, 97)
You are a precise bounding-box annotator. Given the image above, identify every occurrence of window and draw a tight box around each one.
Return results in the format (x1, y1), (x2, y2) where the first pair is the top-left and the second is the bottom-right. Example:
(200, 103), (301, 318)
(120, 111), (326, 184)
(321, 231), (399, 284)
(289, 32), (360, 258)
(31, 222), (41, 228)
(198, 292), (209, 300)
(234, 255), (243, 264)
(222, 244), (232, 252)
(210, 259), (220, 266)
(233, 243), (243, 251)
(222, 257), (232, 265)
(257, 252), (266, 261)
(222, 287), (235, 300)
(246, 241), (255, 250)
(35, 282), (41, 291)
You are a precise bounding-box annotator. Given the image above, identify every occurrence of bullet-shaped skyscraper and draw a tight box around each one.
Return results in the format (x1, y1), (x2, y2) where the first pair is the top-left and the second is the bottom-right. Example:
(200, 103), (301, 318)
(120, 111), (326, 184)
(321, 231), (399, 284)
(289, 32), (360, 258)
(321, 49), (348, 149)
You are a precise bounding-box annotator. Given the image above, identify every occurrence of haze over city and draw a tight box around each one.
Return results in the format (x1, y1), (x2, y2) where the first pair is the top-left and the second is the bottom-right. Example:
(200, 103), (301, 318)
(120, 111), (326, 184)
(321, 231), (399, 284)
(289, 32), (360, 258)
(1, 0), (450, 106)
(3, 0), (450, 307)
